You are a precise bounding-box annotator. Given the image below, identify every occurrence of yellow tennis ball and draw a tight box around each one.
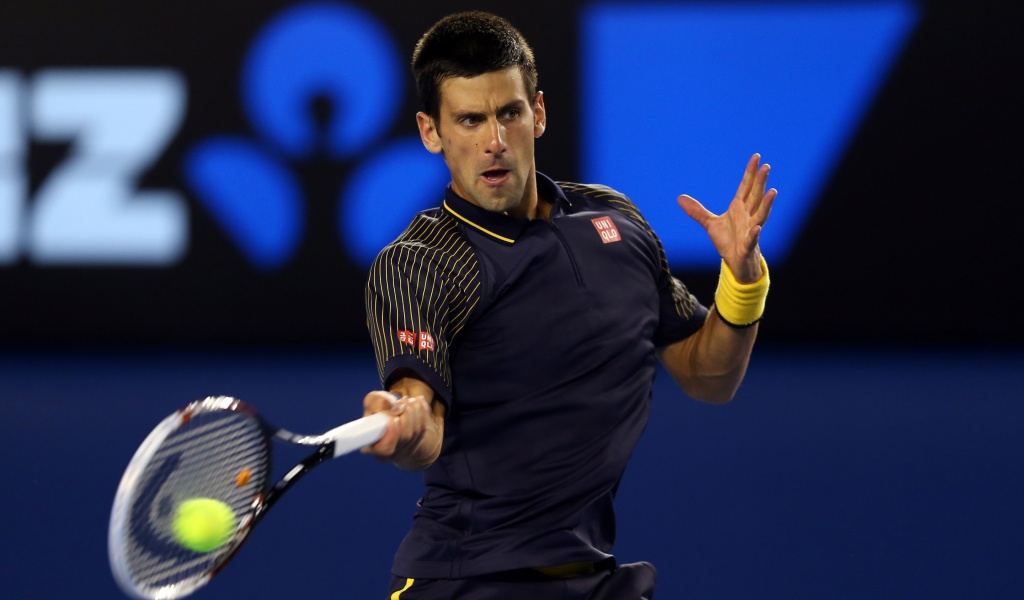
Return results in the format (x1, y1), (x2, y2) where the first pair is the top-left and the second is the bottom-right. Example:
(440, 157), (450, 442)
(171, 498), (236, 553)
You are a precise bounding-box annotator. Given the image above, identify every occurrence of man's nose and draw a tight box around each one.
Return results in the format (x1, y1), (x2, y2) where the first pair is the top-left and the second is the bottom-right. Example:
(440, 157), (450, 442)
(484, 118), (506, 154)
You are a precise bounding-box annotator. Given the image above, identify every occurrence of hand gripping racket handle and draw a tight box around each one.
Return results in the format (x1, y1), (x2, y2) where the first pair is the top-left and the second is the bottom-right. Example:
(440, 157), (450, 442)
(325, 412), (391, 457)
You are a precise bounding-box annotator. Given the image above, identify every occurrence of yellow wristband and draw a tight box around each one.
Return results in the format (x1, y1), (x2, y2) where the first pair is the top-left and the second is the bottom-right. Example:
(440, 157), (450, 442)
(714, 256), (770, 328)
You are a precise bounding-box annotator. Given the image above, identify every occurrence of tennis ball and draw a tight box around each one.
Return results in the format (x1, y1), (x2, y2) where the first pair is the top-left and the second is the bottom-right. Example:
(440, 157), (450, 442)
(171, 498), (236, 553)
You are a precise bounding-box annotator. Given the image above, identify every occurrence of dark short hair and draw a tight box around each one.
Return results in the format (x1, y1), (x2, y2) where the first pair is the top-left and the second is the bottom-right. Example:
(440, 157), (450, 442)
(412, 11), (538, 120)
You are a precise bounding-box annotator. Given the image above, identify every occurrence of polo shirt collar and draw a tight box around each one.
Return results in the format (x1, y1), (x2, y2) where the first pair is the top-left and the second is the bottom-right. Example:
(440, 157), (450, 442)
(441, 172), (569, 245)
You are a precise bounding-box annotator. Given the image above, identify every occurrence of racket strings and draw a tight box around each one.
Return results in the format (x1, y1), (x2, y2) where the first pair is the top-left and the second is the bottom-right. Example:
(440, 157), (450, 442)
(117, 408), (271, 597)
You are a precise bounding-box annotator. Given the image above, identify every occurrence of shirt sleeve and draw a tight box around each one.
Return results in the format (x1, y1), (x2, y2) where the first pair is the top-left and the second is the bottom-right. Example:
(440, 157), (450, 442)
(364, 214), (482, 408)
(654, 272), (709, 348)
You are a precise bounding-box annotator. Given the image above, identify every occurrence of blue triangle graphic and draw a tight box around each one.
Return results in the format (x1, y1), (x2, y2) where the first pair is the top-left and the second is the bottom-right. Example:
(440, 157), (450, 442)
(581, 2), (919, 268)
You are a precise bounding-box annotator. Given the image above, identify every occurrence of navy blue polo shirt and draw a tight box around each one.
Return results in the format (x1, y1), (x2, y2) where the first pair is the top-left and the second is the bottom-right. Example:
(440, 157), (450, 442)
(365, 173), (708, 579)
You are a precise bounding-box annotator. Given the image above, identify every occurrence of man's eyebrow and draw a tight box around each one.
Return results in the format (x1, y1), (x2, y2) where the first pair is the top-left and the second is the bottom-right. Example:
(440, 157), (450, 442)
(451, 100), (527, 121)
(451, 109), (486, 122)
(499, 100), (527, 113)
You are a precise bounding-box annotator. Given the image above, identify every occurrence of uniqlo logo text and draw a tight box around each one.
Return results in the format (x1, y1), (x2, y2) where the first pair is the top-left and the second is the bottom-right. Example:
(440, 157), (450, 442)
(396, 329), (435, 351)
(592, 216), (621, 243)
(396, 330), (416, 346)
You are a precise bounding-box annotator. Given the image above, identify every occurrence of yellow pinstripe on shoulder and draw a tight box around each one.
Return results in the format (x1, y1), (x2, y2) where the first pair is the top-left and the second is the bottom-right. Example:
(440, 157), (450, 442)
(366, 210), (481, 392)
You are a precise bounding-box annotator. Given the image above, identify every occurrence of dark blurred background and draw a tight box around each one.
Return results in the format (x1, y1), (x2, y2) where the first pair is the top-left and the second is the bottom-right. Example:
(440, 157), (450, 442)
(2, 0), (1021, 349)
(1, 1), (1021, 598)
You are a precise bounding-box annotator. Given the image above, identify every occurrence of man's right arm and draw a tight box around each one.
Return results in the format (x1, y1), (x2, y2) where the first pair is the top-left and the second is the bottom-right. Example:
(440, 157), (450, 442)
(361, 375), (445, 471)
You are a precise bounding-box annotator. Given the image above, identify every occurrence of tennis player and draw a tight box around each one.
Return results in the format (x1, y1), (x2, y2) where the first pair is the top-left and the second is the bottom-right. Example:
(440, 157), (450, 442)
(361, 11), (775, 599)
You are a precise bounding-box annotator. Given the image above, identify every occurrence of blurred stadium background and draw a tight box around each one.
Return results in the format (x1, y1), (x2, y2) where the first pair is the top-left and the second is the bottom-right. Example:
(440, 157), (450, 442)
(1, 1), (1021, 598)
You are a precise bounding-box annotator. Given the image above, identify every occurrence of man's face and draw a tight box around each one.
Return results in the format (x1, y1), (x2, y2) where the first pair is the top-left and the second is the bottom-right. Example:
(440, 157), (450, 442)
(417, 67), (546, 217)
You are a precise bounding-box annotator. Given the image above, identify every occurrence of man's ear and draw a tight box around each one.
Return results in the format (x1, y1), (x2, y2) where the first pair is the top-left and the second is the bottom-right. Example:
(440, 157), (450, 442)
(417, 112), (444, 154)
(533, 91), (547, 139)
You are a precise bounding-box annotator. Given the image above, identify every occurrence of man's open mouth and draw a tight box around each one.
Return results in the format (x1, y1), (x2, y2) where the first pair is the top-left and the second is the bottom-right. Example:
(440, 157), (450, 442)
(482, 169), (511, 184)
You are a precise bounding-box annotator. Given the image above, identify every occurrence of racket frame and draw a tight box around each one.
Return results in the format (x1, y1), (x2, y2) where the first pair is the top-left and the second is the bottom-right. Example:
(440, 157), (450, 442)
(109, 397), (390, 600)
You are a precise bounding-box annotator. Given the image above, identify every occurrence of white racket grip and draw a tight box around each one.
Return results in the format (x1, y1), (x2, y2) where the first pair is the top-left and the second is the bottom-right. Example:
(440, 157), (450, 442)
(327, 412), (392, 457)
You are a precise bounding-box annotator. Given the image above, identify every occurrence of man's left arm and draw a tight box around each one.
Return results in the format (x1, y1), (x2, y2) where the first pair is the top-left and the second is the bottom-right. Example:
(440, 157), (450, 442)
(658, 304), (760, 404)
(659, 153), (776, 404)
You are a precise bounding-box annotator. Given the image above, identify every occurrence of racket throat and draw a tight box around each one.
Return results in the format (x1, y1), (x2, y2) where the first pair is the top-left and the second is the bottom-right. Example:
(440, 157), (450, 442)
(256, 443), (336, 525)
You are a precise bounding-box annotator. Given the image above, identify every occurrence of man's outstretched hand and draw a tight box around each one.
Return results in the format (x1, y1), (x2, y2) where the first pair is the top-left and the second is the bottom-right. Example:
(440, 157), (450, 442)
(677, 153), (776, 283)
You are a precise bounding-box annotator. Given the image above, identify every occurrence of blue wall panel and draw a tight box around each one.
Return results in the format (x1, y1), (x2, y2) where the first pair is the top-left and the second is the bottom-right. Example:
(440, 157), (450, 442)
(2, 349), (1021, 598)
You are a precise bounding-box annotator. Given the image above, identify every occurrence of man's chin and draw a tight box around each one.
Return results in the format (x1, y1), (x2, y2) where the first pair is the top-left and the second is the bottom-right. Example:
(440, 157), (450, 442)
(473, 187), (523, 214)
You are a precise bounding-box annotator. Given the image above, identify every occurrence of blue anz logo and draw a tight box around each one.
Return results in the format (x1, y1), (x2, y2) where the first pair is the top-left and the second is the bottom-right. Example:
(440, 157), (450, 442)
(185, 1), (448, 270)
(184, 1), (918, 272)
(581, 1), (919, 268)
(1, 69), (188, 266)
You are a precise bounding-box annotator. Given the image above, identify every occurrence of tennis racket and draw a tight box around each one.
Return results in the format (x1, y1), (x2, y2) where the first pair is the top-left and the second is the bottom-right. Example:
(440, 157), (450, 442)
(108, 395), (391, 600)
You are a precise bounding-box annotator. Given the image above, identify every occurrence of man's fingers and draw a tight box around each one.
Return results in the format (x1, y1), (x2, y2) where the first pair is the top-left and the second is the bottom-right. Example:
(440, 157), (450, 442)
(394, 397), (429, 439)
(754, 187), (777, 226)
(745, 224), (763, 252)
(361, 394), (429, 459)
(734, 153), (760, 202)
(747, 163), (770, 212)
(677, 194), (715, 228)
(362, 390), (399, 415)
(360, 390), (399, 456)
